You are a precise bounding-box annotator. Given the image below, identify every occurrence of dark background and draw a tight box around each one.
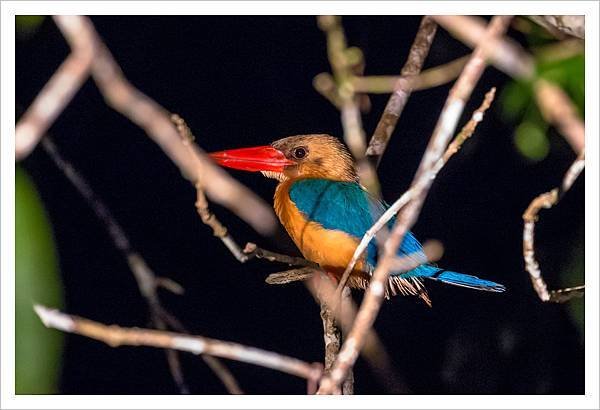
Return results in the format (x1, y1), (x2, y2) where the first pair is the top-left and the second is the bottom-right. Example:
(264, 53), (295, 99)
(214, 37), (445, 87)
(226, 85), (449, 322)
(17, 16), (584, 394)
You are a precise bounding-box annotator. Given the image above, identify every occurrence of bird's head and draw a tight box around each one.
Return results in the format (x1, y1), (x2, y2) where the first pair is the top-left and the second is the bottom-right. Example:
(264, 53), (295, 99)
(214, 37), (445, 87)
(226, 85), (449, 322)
(209, 134), (358, 182)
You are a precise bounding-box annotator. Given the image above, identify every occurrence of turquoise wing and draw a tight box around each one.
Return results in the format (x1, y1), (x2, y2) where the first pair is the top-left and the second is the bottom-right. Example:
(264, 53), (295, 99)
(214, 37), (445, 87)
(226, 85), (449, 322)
(288, 179), (425, 270)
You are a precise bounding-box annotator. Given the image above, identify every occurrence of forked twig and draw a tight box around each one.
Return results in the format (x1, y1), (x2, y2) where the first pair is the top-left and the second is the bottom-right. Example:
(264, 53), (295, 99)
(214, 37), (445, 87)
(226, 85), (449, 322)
(433, 15), (535, 80)
(523, 150), (585, 302)
(44, 15), (277, 236)
(319, 16), (512, 394)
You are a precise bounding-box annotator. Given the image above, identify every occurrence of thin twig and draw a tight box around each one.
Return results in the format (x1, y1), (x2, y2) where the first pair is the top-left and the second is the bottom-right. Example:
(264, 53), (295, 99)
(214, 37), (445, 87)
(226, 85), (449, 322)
(317, 15), (380, 198)
(336, 87), (496, 295)
(34, 305), (323, 387)
(319, 17), (511, 394)
(170, 113), (250, 263)
(366, 16), (437, 167)
(244, 242), (320, 268)
(522, 150), (585, 302)
(46, 15), (277, 236)
(40, 136), (243, 394)
(352, 55), (469, 94)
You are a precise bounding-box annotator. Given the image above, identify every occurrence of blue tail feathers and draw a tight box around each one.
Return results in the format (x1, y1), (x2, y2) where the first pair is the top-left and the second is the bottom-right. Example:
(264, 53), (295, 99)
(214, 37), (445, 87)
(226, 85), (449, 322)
(398, 265), (506, 293)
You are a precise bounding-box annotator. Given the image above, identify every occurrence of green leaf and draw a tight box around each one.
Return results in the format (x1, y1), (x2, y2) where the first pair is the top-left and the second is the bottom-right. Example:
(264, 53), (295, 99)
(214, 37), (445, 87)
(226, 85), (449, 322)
(514, 121), (550, 161)
(500, 80), (532, 122)
(16, 166), (63, 394)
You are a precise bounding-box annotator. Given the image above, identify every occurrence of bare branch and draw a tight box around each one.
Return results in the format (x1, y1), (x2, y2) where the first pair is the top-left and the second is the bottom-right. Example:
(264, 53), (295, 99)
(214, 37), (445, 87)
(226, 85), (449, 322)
(352, 55), (468, 94)
(15, 51), (93, 160)
(41, 15), (276, 236)
(366, 16), (437, 166)
(319, 285), (349, 395)
(532, 39), (584, 64)
(34, 305), (323, 387)
(433, 15), (535, 80)
(529, 16), (585, 39)
(534, 79), (585, 154)
(522, 150), (585, 302)
(320, 17), (511, 394)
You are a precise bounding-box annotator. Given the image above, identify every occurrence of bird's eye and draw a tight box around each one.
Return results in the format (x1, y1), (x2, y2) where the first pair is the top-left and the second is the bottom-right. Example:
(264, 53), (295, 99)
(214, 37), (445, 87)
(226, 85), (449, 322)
(292, 147), (308, 159)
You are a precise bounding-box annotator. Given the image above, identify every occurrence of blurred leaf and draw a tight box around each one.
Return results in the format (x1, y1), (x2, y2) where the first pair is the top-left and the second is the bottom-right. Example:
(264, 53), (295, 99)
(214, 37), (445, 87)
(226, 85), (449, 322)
(16, 15), (45, 39)
(500, 80), (532, 122)
(514, 121), (550, 161)
(500, 37), (584, 161)
(16, 166), (63, 394)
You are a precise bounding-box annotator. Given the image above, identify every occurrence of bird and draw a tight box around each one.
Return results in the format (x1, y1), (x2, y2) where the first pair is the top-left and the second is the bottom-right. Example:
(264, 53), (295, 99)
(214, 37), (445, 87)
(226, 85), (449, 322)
(209, 134), (505, 305)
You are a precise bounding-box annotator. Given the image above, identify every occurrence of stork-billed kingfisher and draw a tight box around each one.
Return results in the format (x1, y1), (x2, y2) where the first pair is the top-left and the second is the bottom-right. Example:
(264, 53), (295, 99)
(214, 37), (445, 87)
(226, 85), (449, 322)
(210, 134), (505, 305)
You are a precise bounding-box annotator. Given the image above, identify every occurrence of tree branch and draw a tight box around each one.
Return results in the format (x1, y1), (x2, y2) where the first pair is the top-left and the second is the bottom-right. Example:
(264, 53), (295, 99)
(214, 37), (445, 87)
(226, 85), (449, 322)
(352, 55), (468, 94)
(529, 16), (585, 39)
(534, 79), (585, 154)
(433, 15), (535, 80)
(15, 51), (94, 160)
(366, 16), (437, 166)
(522, 150), (585, 302)
(34, 305), (322, 391)
(319, 16), (512, 394)
(23, 15), (278, 236)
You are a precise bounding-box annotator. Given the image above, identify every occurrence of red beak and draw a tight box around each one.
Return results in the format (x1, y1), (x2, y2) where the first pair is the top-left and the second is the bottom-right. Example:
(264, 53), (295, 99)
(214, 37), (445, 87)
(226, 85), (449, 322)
(209, 146), (295, 173)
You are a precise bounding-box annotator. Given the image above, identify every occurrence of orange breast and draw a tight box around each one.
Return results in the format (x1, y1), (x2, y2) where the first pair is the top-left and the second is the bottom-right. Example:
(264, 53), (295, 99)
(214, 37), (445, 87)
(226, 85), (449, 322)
(273, 180), (367, 284)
